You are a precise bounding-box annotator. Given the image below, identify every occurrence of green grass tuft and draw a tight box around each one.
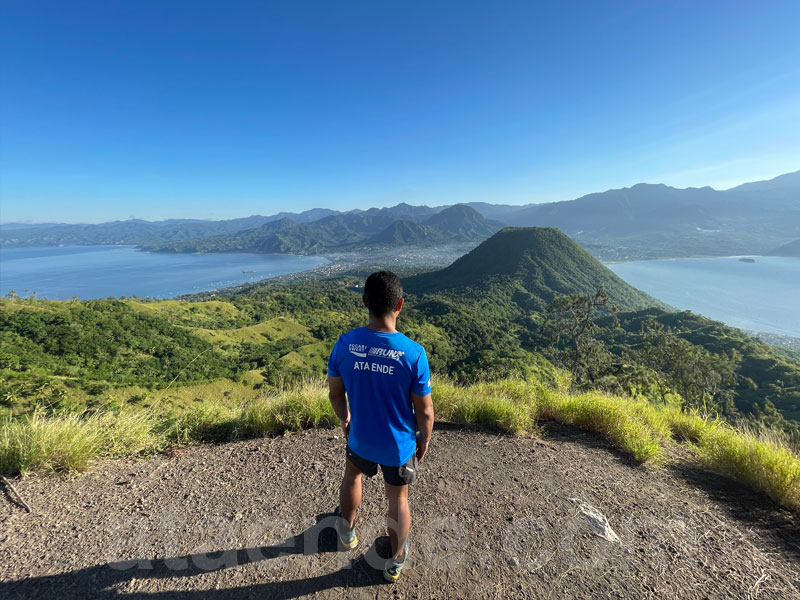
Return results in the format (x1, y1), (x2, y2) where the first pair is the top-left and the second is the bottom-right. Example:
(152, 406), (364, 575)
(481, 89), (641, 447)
(0, 408), (161, 475)
(0, 411), (104, 474)
(694, 424), (800, 511)
(239, 380), (337, 436)
(162, 402), (239, 444)
(544, 391), (664, 463)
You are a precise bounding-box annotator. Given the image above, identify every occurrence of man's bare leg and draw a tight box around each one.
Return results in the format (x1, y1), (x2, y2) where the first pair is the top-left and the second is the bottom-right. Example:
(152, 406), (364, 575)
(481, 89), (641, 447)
(385, 482), (410, 559)
(339, 459), (362, 528)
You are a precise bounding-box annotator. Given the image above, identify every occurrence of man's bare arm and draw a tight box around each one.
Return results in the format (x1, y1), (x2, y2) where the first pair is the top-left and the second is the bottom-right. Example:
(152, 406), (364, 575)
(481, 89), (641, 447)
(412, 392), (434, 462)
(328, 376), (350, 435)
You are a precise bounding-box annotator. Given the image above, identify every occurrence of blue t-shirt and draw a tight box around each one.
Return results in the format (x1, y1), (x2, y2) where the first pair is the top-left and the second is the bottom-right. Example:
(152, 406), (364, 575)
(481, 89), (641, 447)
(327, 326), (432, 467)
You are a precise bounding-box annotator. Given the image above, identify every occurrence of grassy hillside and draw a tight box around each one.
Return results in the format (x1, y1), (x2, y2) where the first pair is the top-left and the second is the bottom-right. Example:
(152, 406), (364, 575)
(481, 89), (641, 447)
(0, 294), (330, 416)
(3, 277), (799, 435)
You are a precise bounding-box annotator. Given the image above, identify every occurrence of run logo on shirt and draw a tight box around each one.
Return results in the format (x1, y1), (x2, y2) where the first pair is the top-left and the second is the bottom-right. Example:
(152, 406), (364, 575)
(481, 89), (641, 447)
(367, 347), (405, 361)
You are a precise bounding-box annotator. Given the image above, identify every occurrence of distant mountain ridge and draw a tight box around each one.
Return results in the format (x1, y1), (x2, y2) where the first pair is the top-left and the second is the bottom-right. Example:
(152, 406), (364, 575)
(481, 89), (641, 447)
(2, 169), (798, 259)
(0, 215), (278, 248)
(504, 171), (800, 258)
(143, 204), (503, 254)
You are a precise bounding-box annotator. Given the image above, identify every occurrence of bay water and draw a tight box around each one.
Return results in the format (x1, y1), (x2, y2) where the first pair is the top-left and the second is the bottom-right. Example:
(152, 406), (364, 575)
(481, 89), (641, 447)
(607, 256), (800, 337)
(0, 245), (327, 300)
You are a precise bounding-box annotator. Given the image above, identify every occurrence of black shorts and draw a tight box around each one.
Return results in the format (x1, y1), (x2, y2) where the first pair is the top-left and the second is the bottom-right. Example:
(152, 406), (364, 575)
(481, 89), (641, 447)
(346, 445), (418, 486)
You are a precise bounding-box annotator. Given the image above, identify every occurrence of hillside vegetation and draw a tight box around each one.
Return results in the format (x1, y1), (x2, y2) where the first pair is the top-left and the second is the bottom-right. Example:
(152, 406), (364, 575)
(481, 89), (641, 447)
(3, 229), (799, 431)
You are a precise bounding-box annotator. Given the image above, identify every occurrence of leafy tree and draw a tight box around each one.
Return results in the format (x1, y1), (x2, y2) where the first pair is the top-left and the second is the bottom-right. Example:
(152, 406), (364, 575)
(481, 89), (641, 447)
(631, 319), (739, 415)
(541, 287), (618, 387)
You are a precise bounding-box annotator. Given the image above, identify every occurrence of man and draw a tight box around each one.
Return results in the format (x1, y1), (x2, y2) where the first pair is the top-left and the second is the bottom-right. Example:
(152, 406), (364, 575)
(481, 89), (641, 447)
(327, 270), (434, 582)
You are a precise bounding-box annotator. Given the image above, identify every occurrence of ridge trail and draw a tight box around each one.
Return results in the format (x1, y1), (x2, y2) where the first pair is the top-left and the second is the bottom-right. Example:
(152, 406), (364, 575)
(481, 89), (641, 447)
(1, 424), (798, 599)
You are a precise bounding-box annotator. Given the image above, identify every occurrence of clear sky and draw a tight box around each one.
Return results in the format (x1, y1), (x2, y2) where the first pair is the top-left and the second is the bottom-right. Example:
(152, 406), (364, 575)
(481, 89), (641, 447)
(2, 0), (799, 223)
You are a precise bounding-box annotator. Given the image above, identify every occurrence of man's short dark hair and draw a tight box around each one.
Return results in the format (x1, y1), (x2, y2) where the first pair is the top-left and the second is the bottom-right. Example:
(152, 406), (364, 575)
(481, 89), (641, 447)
(364, 271), (403, 316)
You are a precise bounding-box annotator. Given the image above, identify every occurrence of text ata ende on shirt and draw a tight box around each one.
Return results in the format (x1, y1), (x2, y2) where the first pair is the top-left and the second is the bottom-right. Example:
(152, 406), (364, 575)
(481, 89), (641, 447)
(353, 361), (395, 374)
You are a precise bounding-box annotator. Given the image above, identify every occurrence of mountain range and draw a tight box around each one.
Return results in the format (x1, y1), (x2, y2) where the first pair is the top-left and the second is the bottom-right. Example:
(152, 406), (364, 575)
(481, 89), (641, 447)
(2, 170), (798, 260)
(133, 204), (503, 254)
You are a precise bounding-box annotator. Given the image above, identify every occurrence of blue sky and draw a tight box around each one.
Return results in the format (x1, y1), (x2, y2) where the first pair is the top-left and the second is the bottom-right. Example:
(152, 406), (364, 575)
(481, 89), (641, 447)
(2, 0), (799, 223)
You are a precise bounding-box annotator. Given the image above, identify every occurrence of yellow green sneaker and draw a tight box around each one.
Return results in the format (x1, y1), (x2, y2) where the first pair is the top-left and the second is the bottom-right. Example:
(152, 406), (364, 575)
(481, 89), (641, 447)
(334, 513), (358, 549)
(383, 537), (410, 582)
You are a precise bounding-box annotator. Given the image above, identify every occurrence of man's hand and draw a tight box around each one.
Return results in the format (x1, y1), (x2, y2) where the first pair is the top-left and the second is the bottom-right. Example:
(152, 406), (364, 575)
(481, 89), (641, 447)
(412, 392), (434, 463)
(416, 437), (429, 463)
(329, 376), (350, 439)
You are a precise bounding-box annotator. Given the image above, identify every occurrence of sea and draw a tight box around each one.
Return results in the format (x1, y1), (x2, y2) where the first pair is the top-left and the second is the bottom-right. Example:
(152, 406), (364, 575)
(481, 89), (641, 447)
(0, 245), (327, 300)
(607, 256), (800, 338)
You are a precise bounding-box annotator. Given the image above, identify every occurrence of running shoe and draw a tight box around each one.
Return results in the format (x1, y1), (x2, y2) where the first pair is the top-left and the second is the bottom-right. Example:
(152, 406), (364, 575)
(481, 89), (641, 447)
(383, 537), (410, 582)
(334, 511), (358, 549)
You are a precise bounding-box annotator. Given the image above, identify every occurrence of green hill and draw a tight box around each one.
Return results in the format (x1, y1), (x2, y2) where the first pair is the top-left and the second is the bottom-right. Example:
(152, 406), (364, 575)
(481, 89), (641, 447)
(405, 227), (661, 311)
(422, 204), (504, 241)
(367, 220), (441, 245)
(366, 205), (502, 245)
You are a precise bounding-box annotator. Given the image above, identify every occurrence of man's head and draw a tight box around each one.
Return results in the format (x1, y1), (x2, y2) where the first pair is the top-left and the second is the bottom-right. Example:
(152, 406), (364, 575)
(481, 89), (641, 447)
(363, 270), (403, 317)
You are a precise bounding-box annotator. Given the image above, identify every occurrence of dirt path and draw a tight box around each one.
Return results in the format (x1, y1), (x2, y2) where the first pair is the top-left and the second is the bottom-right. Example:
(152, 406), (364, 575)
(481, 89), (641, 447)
(1, 423), (799, 599)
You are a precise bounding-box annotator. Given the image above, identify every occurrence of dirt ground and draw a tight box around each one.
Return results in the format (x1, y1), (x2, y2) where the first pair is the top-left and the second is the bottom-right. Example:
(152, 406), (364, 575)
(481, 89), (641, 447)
(1, 423), (799, 599)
